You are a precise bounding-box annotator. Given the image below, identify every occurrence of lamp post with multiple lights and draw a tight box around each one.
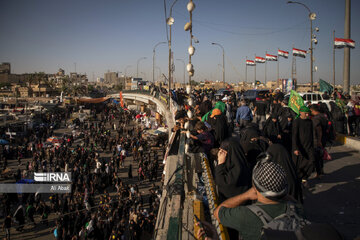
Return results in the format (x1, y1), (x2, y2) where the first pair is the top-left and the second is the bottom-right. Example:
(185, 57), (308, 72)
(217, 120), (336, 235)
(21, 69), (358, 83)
(211, 42), (225, 88)
(136, 57), (147, 78)
(153, 42), (166, 83)
(287, 1), (318, 92)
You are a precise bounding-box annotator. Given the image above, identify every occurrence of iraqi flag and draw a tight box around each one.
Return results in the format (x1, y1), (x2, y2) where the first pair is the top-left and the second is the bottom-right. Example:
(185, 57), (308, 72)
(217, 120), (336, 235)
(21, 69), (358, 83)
(265, 54), (277, 61)
(278, 49), (289, 58)
(255, 56), (266, 63)
(334, 38), (355, 48)
(292, 48), (307, 58)
(246, 60), (255, 66)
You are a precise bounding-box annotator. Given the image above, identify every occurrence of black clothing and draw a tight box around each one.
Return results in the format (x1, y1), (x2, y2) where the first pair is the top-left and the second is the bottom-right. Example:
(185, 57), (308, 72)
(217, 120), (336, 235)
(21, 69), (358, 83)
(271, 103), (281, 117)
(208, 114), (229, 146)
(277, 106), (296, 131)
(199, 100), (212, 117)
(239, 124), (268, 169)
(312, 114), (328, 148)
(267, 144), (303, 203)
(215, 137), (252, 200)
(330, 101), (345, 134)
(263, 118), (281, 144)
(239, 123), (261, 143)
(292, 118), (315, 180)
(254, 101), (267, 116)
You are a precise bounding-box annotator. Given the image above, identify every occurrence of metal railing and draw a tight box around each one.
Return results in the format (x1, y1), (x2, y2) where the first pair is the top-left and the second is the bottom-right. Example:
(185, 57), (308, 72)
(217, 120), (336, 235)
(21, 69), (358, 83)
(200, 152), (229, 240)
(116, 90), (228, 239)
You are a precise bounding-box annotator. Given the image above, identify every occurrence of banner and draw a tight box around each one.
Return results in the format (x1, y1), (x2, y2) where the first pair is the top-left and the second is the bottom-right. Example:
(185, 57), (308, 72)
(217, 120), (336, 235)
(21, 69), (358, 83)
(282, 78), (295, 93)
(120, 91), (124, 108)
(288, 90), (305, 115)
(319, 79), (333, 94)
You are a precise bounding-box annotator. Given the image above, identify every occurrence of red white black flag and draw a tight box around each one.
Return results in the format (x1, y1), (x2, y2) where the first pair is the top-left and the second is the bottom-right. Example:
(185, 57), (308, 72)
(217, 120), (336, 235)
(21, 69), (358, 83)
(246, 60), (255, 66)
(278, 49), (289, 58)
(334, 38), (355, 48)
(292, 48), (307, 58)
(255, 56), (266, 63)
(265, 54), (277, 61)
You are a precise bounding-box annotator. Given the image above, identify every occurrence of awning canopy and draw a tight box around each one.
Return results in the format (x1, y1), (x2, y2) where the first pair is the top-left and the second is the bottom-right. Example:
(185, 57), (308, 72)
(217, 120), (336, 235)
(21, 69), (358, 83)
(77, 97), (110, 103)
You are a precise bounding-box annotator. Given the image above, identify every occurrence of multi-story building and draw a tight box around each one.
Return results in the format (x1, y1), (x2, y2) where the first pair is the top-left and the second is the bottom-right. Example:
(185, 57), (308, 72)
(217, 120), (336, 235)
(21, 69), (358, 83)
(104, 71), (118, 85)
(0, 63), (11, 74)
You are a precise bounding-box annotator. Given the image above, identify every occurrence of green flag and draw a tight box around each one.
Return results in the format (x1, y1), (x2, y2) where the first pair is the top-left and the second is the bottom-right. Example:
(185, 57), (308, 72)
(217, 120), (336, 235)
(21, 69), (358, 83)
(319, 79), (333, 94)
(288, 90), (305, 115)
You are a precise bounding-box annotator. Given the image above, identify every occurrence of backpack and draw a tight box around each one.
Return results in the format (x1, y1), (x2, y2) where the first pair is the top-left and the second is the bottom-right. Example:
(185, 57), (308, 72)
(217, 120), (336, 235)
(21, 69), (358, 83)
(247, 202), (310, 240)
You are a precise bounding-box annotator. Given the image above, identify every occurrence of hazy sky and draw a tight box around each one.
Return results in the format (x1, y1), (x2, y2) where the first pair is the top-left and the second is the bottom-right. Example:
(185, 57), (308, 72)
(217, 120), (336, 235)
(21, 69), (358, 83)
(0, 0), (359, 85)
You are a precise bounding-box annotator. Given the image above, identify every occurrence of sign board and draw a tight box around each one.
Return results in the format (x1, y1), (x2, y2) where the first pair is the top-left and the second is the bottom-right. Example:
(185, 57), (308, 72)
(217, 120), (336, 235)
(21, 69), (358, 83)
(282, 78), (295, 93)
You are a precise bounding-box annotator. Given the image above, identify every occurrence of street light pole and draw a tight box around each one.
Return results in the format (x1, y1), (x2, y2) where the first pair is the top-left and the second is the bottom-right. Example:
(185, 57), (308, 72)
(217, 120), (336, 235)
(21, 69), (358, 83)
(343, 0), (351, 94)
(287, 1), (316, 92)
(136, 57), (147, 78)
(166, 0), (179, 108)
(176, 59), (185, 86)
(153, 42), (166, 83)
(211, 42), (225, 88)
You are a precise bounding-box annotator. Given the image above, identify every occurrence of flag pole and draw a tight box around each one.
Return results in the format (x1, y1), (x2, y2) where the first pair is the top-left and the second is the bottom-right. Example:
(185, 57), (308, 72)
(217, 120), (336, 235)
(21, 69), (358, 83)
(254, 54), (256, 85)
(277, 49), (280, 88)
(333, 30), (336, 90)
(245, 56), (248, 83)
(265, 51), (267, 86)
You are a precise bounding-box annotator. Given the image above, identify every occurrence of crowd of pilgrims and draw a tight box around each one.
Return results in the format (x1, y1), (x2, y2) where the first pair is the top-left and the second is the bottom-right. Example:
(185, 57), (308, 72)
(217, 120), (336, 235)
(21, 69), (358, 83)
(171, 87), (358, 204)
(1, 103), (164, 239)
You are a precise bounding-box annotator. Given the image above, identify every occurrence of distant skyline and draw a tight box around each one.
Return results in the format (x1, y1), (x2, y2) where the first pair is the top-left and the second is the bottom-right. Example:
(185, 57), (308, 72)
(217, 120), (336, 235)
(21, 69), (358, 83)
(0, 0), (359, 85)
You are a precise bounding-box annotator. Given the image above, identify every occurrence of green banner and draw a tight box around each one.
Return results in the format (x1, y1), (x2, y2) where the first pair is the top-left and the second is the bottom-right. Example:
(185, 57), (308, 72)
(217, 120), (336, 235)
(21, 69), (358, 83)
(319, 79), (333, 94)
(288, 90), (305, 115)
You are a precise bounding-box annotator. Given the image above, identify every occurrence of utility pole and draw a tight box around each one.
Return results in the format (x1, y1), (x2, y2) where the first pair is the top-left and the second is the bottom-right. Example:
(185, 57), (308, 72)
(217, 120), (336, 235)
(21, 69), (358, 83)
(245, 56), (247, 83)
(333, 30), (336, 89)
(343, 0), (351, 94)
(277, 49), (280, 88)
(265, 51), (267, 85)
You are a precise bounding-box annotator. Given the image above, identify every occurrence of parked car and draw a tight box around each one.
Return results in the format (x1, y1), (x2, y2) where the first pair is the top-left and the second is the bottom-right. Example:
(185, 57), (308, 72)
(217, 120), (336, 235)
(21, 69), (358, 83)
(214, 89), (232, 100)
(239, 89), (269, 101)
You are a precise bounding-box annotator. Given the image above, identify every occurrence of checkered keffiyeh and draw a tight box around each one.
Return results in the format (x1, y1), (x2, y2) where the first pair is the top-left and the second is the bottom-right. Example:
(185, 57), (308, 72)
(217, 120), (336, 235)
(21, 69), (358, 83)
(252, 160), (288, 199)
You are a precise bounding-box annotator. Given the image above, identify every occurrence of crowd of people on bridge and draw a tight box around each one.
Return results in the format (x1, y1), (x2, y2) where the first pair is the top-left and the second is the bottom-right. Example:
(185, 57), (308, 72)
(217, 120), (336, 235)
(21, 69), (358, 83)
(1, 102), (164, 239)
(171, 87), (351, 240)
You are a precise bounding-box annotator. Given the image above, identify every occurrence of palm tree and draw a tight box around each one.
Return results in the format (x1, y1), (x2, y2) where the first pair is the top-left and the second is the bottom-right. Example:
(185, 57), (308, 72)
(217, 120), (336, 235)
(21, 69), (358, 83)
(34, 72), (46, 97)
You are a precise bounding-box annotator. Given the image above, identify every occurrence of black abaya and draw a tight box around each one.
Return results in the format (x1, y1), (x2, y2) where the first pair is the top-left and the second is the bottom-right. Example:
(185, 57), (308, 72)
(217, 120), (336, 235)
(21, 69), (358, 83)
(267, 144), (303, 203)
(215, 137), (252, 200)
(292, 118), (315, 180)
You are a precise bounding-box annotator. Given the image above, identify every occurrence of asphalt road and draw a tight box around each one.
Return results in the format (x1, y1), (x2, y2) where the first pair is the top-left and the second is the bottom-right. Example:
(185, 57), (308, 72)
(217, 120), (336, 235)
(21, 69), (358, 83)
(304, 143), (360, 240)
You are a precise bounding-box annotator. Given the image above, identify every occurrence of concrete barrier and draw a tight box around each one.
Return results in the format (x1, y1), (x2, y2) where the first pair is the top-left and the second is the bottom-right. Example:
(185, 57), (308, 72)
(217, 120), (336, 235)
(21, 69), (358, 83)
(336, 134), (360, 151)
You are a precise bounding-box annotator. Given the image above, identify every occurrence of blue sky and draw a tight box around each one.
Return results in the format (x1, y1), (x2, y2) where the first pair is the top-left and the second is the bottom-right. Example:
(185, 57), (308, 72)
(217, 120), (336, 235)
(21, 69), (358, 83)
(0, 0), (359, 85)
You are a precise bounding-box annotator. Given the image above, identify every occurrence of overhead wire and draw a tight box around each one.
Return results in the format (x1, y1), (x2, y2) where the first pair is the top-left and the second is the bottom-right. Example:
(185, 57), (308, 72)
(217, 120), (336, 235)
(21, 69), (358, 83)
(173, 9), (308, 37)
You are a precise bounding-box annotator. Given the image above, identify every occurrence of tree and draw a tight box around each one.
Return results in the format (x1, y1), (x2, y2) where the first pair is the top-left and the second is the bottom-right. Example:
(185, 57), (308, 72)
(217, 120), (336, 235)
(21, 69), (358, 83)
(114, 84), (123, 91)
(190, 80), (200, 86)
(34, 72), (46, 97)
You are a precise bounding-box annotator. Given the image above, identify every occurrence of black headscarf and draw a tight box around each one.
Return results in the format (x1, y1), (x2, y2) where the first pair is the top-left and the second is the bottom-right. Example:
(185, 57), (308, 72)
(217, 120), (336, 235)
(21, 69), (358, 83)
(263, 116), (281, 143)
(239, 124), (268, 169)
(198, 100), (212, 117)
(215, 137), (252, 200)
(266, 144), (303, 203)
(239, 123), (260, 143)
